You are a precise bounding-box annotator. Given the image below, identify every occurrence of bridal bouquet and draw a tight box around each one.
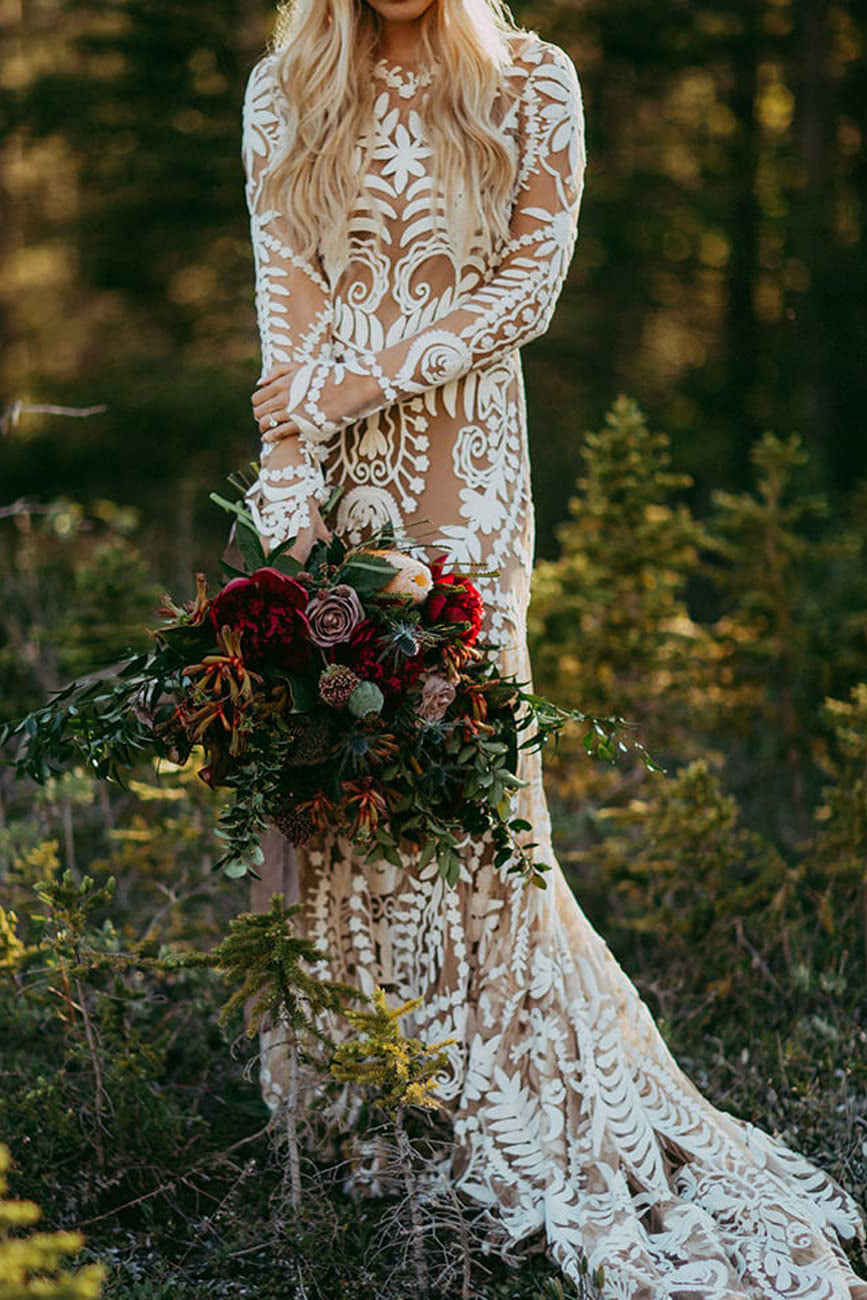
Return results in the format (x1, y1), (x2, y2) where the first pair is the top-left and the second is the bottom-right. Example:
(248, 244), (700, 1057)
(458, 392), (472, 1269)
(0, 484), (658, 888)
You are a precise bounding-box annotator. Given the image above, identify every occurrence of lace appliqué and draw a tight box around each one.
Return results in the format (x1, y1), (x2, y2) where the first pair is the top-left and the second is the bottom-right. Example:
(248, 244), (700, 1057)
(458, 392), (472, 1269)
(372, 56), (436, 100)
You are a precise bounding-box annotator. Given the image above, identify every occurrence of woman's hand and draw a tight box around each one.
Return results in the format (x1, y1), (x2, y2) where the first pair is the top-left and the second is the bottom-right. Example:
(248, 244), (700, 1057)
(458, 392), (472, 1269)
(252, 364), (302, 444)
(275, 500), (332, 566)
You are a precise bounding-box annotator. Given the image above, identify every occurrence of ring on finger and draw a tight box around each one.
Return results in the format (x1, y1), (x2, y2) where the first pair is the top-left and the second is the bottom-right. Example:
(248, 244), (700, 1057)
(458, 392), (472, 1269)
(267, 416), (278, 429)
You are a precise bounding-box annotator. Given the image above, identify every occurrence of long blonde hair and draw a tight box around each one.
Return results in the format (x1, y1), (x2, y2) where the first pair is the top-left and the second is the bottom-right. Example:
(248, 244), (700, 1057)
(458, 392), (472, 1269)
(261, 0), (531, 274)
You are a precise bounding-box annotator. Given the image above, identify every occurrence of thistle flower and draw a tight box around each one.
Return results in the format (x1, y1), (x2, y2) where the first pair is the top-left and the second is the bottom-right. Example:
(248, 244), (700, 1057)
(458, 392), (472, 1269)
(343, 728), (400, 772)
(387, 621), (421, 658)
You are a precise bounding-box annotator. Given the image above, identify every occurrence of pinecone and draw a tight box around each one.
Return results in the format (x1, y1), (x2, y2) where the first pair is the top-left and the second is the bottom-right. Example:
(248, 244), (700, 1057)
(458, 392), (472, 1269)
(318, 663), (361, 709)
(271, 803), (314, 845)
(285, 710), (337, 765)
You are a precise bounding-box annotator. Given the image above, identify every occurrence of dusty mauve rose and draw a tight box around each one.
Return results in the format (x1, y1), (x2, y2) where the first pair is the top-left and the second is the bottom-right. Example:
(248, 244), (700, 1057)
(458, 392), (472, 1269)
(306, 583), (365, 648)
(416, 672), (457, 722)
(209, 567), (312, 671)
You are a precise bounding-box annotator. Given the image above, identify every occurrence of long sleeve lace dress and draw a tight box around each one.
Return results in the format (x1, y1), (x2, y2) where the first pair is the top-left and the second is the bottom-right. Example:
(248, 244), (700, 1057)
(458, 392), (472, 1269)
(238, 35), (867, 1298)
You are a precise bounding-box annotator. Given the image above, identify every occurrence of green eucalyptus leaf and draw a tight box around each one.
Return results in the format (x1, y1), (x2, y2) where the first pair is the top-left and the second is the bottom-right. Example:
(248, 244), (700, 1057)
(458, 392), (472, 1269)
(236, 522), (266, 572)
(418, 838), (438, 870)
(272, 553), (303, 577)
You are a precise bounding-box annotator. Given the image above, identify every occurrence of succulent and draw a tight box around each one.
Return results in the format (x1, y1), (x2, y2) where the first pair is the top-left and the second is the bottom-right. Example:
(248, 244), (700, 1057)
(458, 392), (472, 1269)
(347, 680), (385, 719)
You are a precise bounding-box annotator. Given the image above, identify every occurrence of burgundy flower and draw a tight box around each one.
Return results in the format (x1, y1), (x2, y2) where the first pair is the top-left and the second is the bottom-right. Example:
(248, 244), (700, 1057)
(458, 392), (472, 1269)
(335, 618), (427, 698)
(422, 555), (485, 645)
(209, 567), (312, 671)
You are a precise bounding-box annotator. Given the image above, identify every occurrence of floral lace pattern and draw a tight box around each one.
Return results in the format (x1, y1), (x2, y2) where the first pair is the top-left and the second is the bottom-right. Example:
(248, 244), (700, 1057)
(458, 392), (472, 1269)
(240, 37), (867, 1297)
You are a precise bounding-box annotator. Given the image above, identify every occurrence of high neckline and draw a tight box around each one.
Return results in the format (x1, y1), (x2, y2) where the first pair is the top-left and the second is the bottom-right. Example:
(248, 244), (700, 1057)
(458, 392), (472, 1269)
(372, 54), (435, 99)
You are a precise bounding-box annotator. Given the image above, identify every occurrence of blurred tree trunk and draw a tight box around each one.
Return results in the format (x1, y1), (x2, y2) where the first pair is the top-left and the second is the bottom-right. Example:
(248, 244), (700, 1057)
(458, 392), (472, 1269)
(0, 0), (24, 391)
(792, 0), (833, 461)
(236, 0), (267, 68)
(726, 0), (762, 473)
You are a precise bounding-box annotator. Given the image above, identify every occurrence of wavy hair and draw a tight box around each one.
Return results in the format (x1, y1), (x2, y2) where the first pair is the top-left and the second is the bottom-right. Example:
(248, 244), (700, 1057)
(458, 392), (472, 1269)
(260, 0), (532, 274)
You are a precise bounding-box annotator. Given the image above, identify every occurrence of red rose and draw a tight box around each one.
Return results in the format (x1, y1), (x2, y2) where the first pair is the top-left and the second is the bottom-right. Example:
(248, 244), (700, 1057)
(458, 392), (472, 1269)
(209, 567), (312, 671)
(422, 554), (484, 645)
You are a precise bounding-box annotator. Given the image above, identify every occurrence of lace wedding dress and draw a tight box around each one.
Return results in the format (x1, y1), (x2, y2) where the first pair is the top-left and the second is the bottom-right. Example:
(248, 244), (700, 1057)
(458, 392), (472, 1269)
(238, 34), (867, 1297)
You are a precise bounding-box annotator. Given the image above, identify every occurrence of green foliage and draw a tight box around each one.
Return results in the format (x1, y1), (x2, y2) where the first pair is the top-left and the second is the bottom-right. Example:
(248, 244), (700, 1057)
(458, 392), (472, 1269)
(54, 540), (162, 681)
(801, 683), (867, 962)
(2, 401), (867, 1291)
(33, 870), (117, 956)
(527, 402), (867, 1272)
(177, 893), (356, 1040)
(330, 987), (455, 1115)
(0, 1144), (105, 1298)
(582, 758), (791, 1003)
(702, 433), (844, 838)
(530, 396), (713, 747)
(0, 758), (260, 1243)
(0, 505), (160, 725)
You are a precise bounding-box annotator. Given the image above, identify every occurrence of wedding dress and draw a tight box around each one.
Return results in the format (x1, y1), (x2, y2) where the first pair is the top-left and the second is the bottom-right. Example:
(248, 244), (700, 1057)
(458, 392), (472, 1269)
(238, 34), (867, 1297)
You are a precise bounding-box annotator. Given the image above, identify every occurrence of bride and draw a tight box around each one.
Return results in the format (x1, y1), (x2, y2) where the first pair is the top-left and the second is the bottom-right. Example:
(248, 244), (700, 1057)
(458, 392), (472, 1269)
(238, 0), (867, 1292)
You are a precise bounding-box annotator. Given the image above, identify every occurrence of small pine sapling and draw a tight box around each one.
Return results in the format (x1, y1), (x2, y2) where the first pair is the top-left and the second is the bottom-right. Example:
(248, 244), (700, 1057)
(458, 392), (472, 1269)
(330, 986), (457, 1299)
(180, 893), (357, 1210)
(0, 1143), (105, 1298)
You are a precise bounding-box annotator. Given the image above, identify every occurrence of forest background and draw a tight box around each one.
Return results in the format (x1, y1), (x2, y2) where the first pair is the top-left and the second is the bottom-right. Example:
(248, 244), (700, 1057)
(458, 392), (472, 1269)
(1, 1), (866, 1297)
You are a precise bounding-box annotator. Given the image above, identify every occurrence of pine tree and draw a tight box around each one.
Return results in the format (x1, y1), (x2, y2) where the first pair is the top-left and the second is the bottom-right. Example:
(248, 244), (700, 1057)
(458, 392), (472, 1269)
(330, 987), (457, 1299)
(532, 397), (709, 718)
(180, 895), (357, 1211)
(187, 894), (355, 1041)
(705, 432), (831, 841)
(0, 1143), (105, 1298)
(802, 683), (867, 973)
(581, 759), (791, 1009)
(528, 396), (715, 836)
(330, 986), (454, 1115)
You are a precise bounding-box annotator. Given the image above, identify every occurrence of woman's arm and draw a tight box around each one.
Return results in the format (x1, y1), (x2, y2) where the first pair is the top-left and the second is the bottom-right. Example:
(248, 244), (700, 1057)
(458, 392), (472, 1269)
(240, 54), (334, 543)
(262, 41), (586, 443)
